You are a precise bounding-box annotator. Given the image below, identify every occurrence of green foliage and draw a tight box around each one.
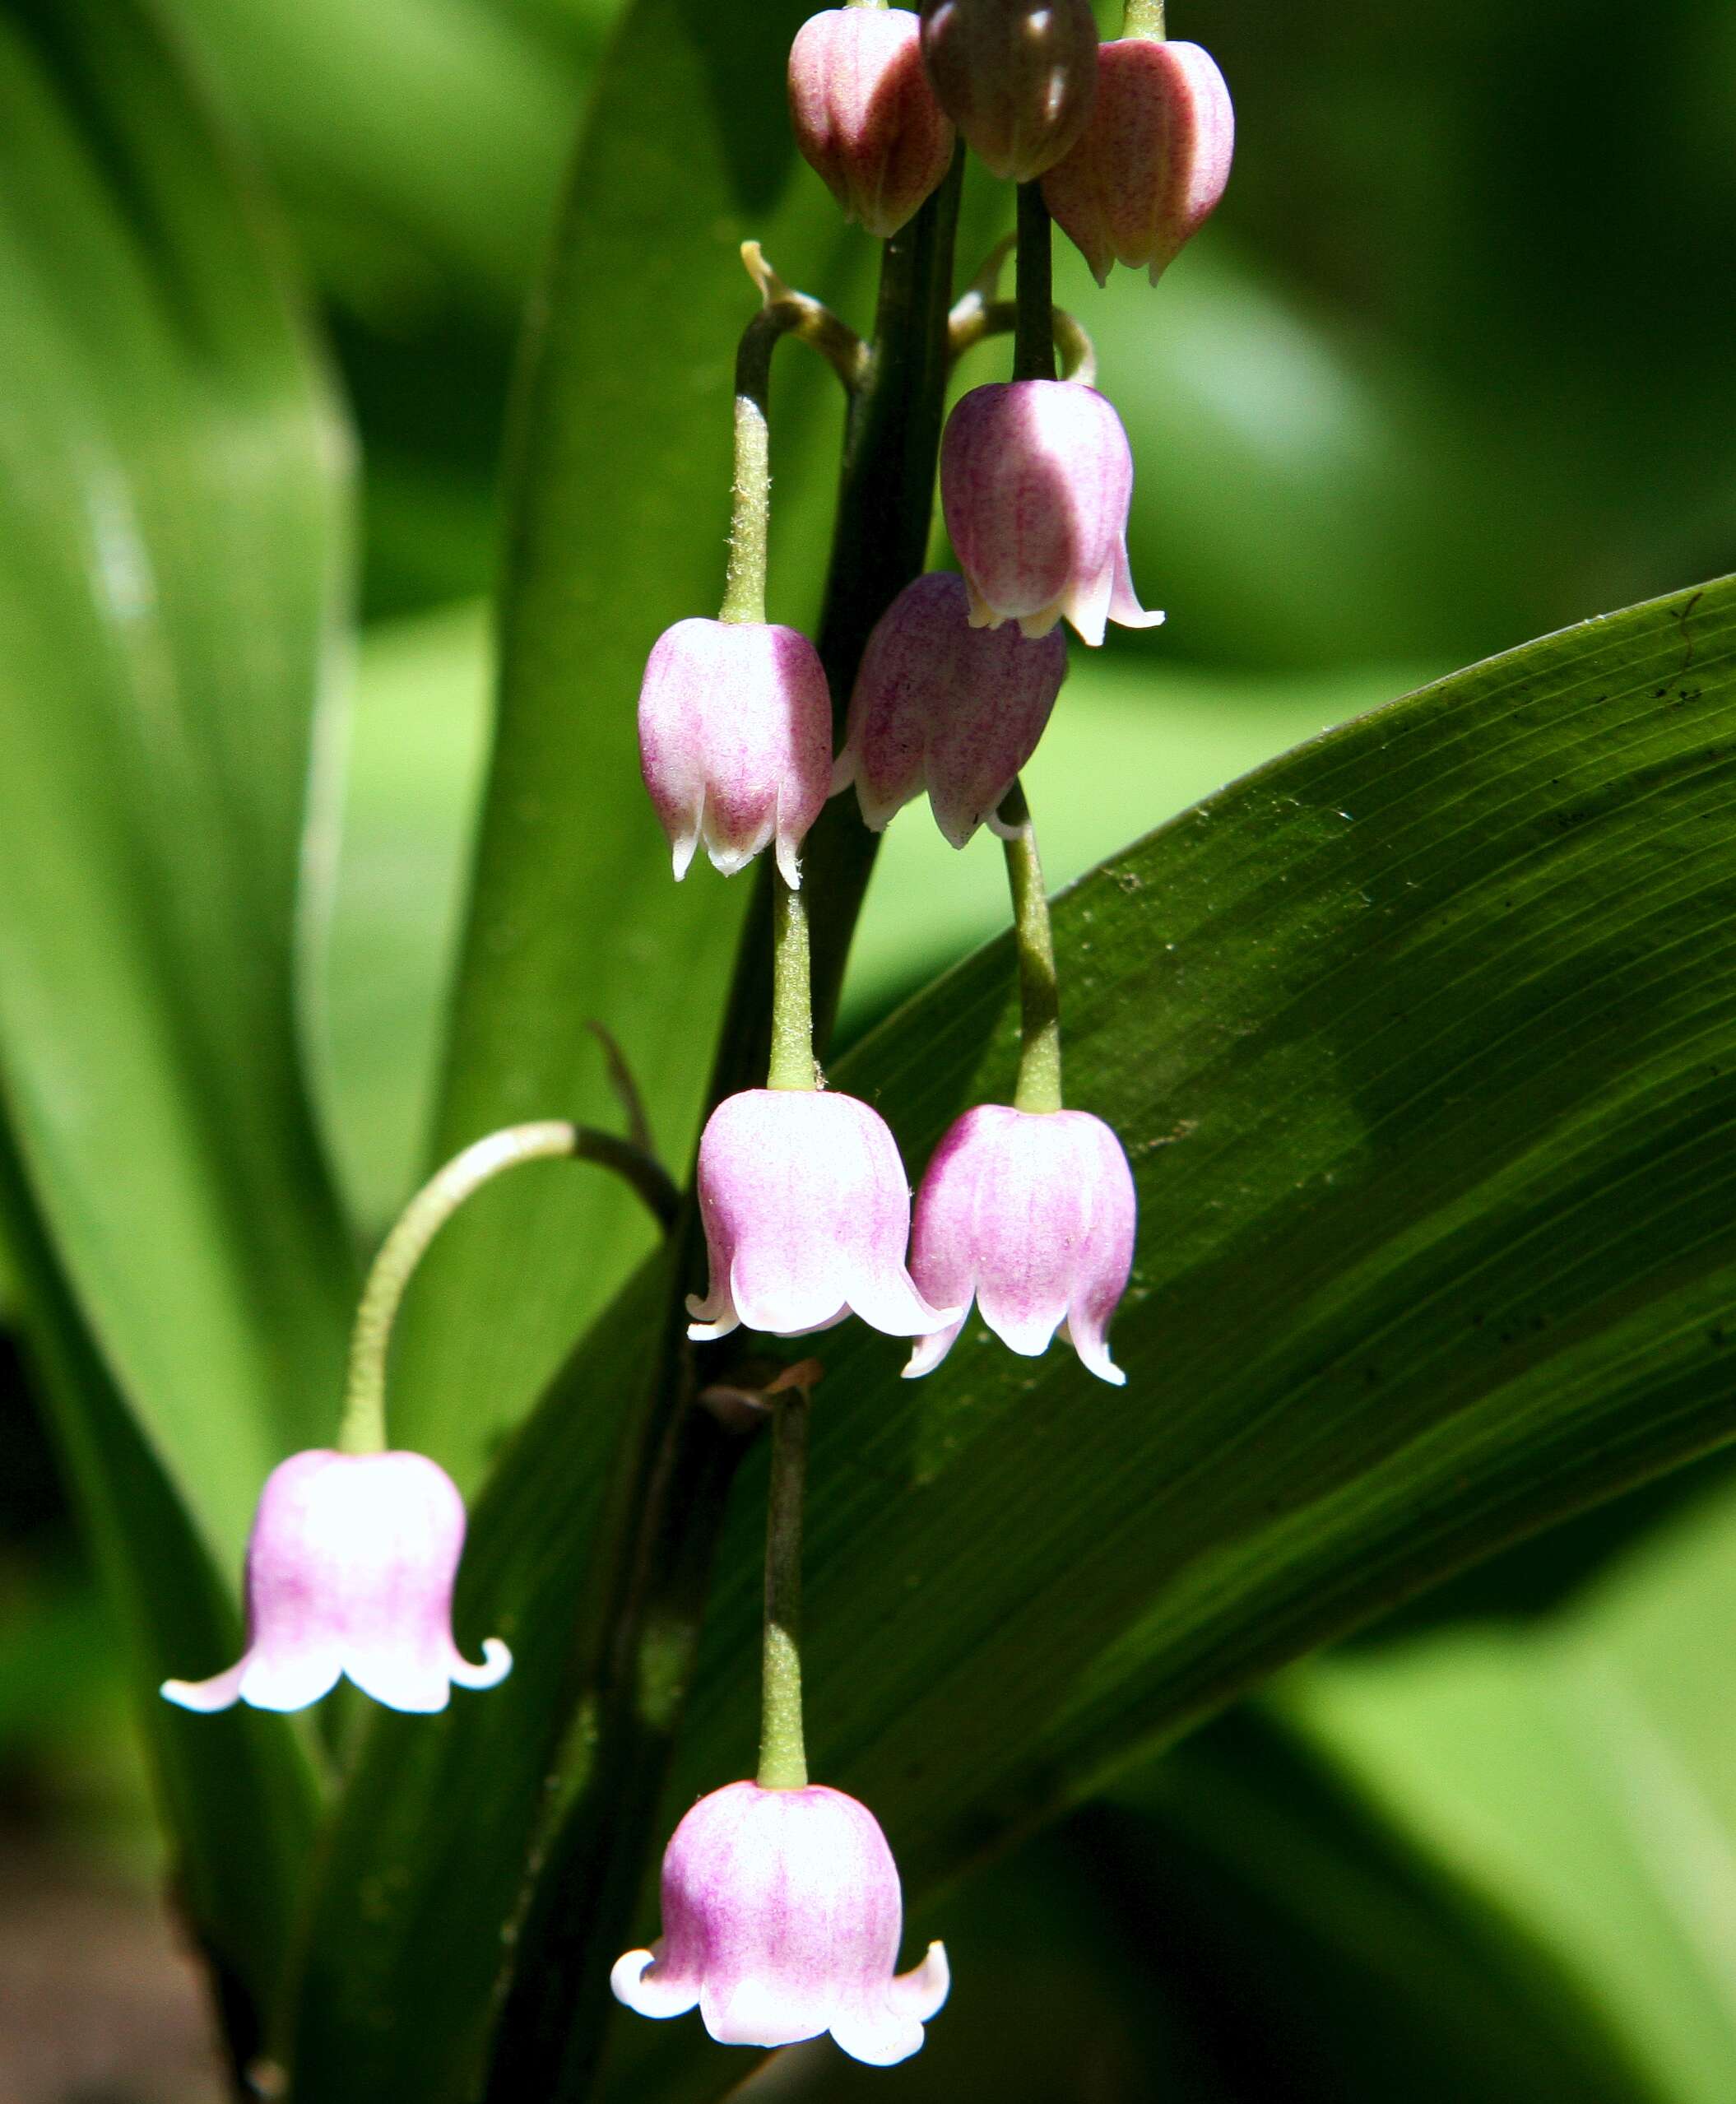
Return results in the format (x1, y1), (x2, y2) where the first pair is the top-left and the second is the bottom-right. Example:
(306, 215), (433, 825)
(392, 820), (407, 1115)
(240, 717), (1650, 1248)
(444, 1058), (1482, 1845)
(7, 0), (1736, 2097)
(0, 0), (356, 1564)
(288, 577), (1736, 2097)
(1299, 1464), (1736, 2103)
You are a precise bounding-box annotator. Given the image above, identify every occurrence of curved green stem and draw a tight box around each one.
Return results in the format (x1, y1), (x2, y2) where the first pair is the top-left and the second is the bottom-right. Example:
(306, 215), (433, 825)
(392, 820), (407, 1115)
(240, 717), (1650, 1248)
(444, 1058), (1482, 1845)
(949, 298), (1097, 386)
(757, 1384), (810, 1790)
(336, 1121), (680, 1455)
(768, 876), (815, 1090)
(720, 246), (868, 626)
(997, 778), (1063, 1114)
(1124, 0), (1167, 37)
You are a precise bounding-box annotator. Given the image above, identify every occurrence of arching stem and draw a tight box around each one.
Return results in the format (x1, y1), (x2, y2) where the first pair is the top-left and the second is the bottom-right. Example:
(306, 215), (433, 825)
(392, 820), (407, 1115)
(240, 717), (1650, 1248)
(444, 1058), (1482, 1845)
(336, 1122), (679, 1455)
(720, 245), (867, 626)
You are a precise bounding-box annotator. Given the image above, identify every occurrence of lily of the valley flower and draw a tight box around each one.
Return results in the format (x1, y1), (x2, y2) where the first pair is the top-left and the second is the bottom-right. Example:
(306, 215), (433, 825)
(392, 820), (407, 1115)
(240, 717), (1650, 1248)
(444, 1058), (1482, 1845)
(638, 616), (833, 887)
(161, 1449), (509, 1714)
(688, 1088), (957, 1341)
(612, 1780), (949, 2065)
(832, 570), (1068, 847)
(1043, 37), (1234, 286)
(788, 7), (955, 239)
(906, 1103), (1136, 1385)
(940, 380), (1163, 646)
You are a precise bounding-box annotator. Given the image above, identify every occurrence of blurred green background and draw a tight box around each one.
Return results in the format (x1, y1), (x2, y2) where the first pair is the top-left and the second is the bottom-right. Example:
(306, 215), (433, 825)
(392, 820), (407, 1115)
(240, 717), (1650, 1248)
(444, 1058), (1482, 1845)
(2, 0), (1734, 2095)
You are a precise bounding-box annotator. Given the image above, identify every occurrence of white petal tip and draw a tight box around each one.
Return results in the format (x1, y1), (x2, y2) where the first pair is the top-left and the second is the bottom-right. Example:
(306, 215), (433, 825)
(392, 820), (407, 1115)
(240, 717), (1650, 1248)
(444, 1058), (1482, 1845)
(160, 1675), (238, 1714)
(670, 836), (698, 882)
(611, 1948), (696, 2020)
(454, 1637), (513, 1690)
(903, 1941), (951, 2019)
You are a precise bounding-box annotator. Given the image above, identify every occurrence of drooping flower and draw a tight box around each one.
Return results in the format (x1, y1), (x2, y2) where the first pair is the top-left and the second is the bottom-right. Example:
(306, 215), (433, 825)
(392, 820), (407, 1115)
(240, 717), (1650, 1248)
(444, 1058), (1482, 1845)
(687, 1088), (957, 1341)
(905, 1104), (1136, 1385)
(612, 1780), (949, 2065)
(918, 0), (1099, 182)
(788, 8), (955, 239)
(638, 617), (833, 888)
(940, 381), (1163, 645)
(1042, 38), (1234, 286)
(832, 571), (1068, 847)
(160, 1449), (510, 1714)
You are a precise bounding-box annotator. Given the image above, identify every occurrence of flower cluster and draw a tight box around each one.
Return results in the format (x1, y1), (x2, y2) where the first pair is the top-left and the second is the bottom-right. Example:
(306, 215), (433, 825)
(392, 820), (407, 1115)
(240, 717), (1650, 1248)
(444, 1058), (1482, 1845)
(615, 2), (1232, 2070)
(168, 2), (1232, 2078)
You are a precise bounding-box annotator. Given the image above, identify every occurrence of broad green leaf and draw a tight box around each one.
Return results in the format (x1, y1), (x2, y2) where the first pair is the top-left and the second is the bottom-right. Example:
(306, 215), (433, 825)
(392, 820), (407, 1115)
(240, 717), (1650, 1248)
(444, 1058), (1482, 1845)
(669, 1707), (1661, 2104)
(847, 657), (1427, 1029)
(160, 0), (586, 315)
(1092, 1707), (1664, 2104)
(383, 0), (886, 1492)
(1296, 1465), (1736, 2104)
(315, 600), (494, 1228)
(293, 577), (1736, 2094)
(0, 0), (356, 1568)
(656, 573), (1736, 1893)
(0, 1108), (320, 2051)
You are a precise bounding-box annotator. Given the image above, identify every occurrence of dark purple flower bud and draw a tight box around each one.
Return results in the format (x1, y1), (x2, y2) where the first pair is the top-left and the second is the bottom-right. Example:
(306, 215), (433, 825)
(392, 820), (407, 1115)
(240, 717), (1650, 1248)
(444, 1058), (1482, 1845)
(833, 571), (1067, 846)
(789, 8), (956, 239)
(613, 1779), (949, 2062)
(1043, 38), (1233, 285)
(940, 379), (1163, 644)
(906, 1104), (1136, 1384)
(918, 0), (1099, 182)
(161, 1450), (509, 1713)
(637, 617), (833, 887)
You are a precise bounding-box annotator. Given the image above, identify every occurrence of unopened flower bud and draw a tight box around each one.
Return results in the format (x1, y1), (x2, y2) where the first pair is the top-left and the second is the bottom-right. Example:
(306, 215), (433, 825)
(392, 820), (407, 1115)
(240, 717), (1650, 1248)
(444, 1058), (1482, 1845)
(638, 617), (833, 888)
(161, 1450), (510, 1713)
(613, 1780), (949, 2063)
(940, 380), (1162, 645)
(687, 1089), (958, 1341)
(906, 1104), (1136, 1385)
(833, 571), (1067, 846)
(1042, 38), (1233, 285)
(918, 0), (1098, 182)
(789, 8), (955, 239)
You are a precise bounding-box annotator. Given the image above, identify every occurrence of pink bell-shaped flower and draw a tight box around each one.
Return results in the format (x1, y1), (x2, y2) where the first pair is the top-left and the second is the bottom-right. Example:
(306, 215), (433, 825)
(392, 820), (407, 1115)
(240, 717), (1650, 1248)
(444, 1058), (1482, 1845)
(788, 8), (955, 239)
(161, 1449), (510, 1714)
(638, 617), (833, 888)
(612, 1780), (949, 2065)
(905, 1104), (1136, 1385)
(1042, 39), (1234, 286)
(832, 571), (1068, 847)
(687, 1088), (957, 1341)
(918, 0), (1098, 182)
(940, 381), (1163, 646)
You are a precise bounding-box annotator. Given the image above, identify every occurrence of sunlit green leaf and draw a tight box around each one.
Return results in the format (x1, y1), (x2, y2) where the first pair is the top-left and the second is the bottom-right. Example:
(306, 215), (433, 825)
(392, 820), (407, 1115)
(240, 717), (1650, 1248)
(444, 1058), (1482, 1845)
(1297, 1466), (1736, 2104)
(0, 0), (347, 2030)
(295, 575), (1736, 2095)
